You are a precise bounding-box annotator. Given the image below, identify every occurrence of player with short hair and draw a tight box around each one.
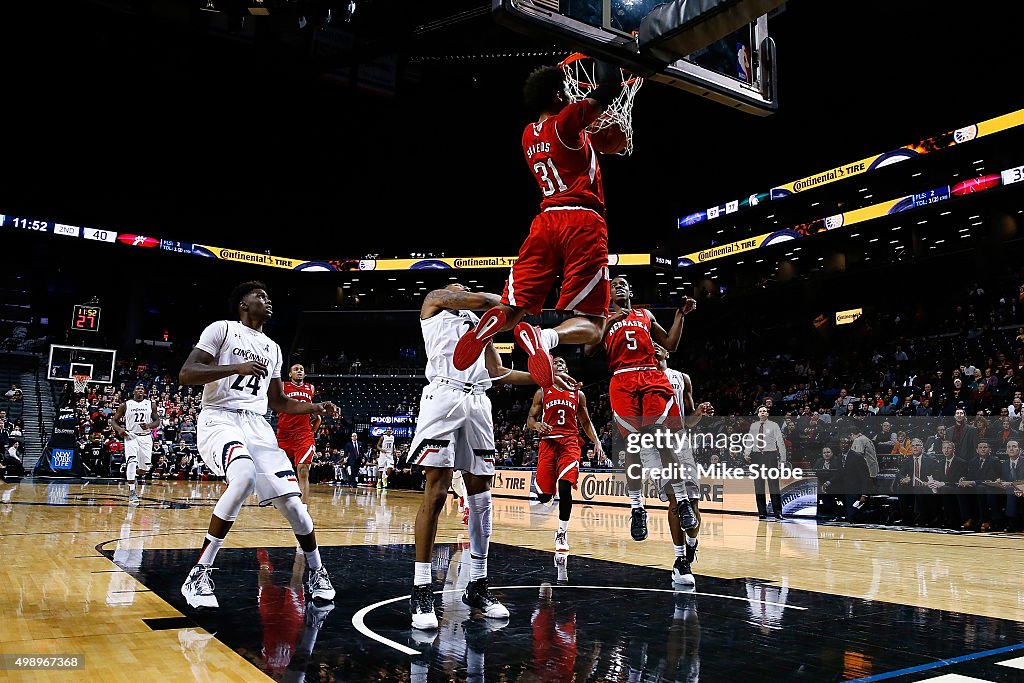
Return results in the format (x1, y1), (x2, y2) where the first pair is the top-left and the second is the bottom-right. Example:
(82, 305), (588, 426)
(452, 60), (626, 388)
(112, 383), (160, 506)
(375, 427), (396, 489)
(588, 276), (698, 549)
(276, 363), (320, 500)
(656, 343), (711, 586)
(410, 284), (576, 630)
(527, 356), (603, 551)
(178, 281), (339, 610)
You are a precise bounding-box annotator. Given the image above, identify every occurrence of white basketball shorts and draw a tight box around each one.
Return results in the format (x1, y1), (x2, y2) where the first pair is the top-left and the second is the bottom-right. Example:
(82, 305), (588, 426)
(124, 433), (153, 470)
(197, 408), (301, 506)
(408, 381), (495, 476)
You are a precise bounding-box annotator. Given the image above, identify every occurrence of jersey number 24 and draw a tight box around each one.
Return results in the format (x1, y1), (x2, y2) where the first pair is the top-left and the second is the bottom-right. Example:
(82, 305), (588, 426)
(230, 375), (261, 396)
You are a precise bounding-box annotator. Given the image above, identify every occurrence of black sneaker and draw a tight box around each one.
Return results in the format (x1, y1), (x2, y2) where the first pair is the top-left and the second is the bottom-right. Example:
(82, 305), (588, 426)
(630, 507), (649, 541)
(685, 537), (698, 565)
(410, 584), (438, 630)
(674, 498), (698, 531)
(462, 578), (510, 619)
(672, 556), (695, 587)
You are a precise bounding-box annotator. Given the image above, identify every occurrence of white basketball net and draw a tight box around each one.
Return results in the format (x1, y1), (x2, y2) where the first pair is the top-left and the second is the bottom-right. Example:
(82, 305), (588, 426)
(561, 53), (643, 156)
(73, 375), (90, 394)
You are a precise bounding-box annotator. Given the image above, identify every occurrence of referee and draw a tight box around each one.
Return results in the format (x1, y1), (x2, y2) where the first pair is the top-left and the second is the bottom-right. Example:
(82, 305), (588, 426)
(744, 405), (787, 520)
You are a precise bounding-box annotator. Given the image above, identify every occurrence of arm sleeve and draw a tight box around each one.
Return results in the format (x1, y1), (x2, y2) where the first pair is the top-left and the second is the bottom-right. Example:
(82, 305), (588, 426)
(195, 321), (228, 357)
(273, 344), (283, 381)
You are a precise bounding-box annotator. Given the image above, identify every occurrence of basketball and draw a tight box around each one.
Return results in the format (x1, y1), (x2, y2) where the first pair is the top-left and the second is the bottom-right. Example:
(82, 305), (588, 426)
(589, 124), (628, 155)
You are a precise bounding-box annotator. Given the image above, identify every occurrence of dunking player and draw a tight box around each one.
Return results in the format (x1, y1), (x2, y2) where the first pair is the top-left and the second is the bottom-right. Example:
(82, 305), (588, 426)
(410, 284), (575, 630)
(656, 343), (712, 586)
(277, 363), (320, 500)
(112, 383), (159, 506)
(178, 281), (338, 609)
(452, 60), (627, 387)
(375, 427), (396, 489)
(526, 356), (603, 551)
(589, 276), (699, 553)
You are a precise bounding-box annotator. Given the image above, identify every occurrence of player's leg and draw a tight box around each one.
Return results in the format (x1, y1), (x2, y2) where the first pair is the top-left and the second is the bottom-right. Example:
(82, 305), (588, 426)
(458, 394), (508, 619)
(124, 436), (139, 505)
(453, 212), (556, 374)
(611, 377), (648, 540)
(412, 465), (454, 629)
(135, 435), (153, 498)
(533, 440), (557, 506)
(554, 439), (581, 552)
(549, 209), (610, 347)
(641, 377), (699, 533)
(182, 416), (257, 609)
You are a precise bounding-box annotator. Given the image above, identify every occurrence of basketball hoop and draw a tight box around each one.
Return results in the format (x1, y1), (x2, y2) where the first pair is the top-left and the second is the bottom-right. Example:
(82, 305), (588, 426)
(560, 53), (643, 156)
(72, 374), (90, 394)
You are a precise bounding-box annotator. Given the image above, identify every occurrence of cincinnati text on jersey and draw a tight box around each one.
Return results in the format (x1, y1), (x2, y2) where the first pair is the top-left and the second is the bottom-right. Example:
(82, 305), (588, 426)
(232, 347), (271, 366)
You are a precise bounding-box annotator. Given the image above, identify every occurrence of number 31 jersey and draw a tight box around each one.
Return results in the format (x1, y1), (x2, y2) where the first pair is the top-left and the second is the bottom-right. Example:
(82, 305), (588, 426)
(194, 320), (283, 414)
(522, 99), (605, 212)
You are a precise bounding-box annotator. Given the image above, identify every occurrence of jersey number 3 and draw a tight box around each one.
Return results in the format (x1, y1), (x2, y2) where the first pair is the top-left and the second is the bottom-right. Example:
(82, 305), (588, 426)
(230, 375), (261, 396)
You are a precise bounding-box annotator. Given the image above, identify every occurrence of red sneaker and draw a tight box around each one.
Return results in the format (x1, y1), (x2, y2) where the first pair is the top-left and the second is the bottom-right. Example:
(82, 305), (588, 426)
(514, 322), (554, 388)
(453, 307), (507, 370)
(462, 507), (469, 525)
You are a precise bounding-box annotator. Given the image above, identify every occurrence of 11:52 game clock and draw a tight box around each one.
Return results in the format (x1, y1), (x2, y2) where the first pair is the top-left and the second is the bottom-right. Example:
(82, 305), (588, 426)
(71, 304), (101, 332)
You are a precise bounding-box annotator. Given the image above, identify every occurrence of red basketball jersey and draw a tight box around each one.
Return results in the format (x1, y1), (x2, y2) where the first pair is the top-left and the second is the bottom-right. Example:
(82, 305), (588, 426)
(276, 381), (314, 436)
(522, 100), (605, 212)
(604, 308), (657, 372)
(542, 387), (580, 438)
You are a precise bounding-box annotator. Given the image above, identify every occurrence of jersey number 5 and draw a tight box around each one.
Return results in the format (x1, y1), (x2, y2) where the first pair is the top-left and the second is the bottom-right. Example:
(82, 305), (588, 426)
(230, 375), (260, 396)
(624, 330), (638, 351)
(533, 159), (567, 197)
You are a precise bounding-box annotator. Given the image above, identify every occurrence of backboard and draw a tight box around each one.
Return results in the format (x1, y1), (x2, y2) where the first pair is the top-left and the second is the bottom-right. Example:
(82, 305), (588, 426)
(493, 0), (781, 115)
(47, 344), (117, 384)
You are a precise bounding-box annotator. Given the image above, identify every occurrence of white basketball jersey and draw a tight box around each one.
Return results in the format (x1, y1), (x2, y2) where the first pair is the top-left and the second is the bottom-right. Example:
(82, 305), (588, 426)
(381, 434), (395, 453)
(421, 309), (490, 388)
(664, 368), (687, 420)
(194, 320), (283, 414)
(124, 399), (152, 435)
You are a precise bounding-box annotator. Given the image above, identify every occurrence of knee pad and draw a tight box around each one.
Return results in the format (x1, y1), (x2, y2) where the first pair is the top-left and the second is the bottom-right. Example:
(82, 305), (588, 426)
(213, 457), (256, 522)
(274, 495), (313, 536)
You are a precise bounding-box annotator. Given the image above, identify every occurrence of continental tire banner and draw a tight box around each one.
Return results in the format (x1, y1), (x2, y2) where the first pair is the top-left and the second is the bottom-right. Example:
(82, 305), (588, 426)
(490, 468), (813, 515)
(677, 107), (1024, 227)
(342, 253), (651, 271)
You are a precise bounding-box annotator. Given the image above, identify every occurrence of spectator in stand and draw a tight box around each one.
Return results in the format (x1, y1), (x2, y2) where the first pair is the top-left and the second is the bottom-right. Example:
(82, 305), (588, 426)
(874, 421), (897, 451)
(950, 408), (979, 460)
(4, 384), (23, 402)
(958, 441), (1001, 531)
(814, 446), (841, 518)
(924, 424), (947, 455)
(891, 431), (913, 456)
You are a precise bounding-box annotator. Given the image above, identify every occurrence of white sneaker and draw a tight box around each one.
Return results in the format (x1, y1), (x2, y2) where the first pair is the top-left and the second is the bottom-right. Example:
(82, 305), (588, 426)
(181, 564), (219, 609)
(128, 491), (140, 507)
(306, 566), (336, 601)
(410, 584), (438, 630)
(554, 530), (569, 552)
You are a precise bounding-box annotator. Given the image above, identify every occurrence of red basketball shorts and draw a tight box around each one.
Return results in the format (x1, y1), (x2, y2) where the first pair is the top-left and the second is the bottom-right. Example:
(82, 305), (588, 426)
(277, 433), (315, 466)
(609, 369), (682, 435)
(502, 207), (609, 318)
(535, 436), (581, 494)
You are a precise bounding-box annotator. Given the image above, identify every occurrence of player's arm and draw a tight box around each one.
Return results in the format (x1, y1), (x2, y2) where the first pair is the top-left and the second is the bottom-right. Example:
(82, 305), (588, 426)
(651, 297), (697, 352)
(556, 60), (625, 140)
(584, 317), (615, 357)
(421, 288), (502, 319)
(681, 373), (703, 429)
(486, 344), (578, 390)
(526, 389), (551, 435)
(268, 378), (338, 417)
(178, 347), (265, 386)
(145, 402), (161, 432)
(578, 391), (603, 458)
(111, 403), (128, 439)
(310, 414), (323, 432)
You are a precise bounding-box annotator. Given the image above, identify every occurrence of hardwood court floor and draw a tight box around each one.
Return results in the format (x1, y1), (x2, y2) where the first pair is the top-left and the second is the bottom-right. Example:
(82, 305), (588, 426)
(0, 479), (1021, 682)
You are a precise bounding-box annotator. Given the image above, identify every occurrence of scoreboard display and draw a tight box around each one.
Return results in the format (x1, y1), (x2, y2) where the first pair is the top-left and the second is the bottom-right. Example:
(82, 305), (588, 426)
(71, 304), (101, 332)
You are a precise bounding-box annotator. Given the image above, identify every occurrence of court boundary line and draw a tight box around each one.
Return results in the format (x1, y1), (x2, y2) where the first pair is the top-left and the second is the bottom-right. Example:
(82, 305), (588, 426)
(353, 584), (808, 656)
(843, 642), (1024, 682)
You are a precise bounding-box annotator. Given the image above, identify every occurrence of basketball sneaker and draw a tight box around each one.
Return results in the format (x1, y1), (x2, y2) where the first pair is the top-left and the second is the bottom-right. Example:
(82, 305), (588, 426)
(181, 564), (219, 609)
(305, 565), (336, 601)
(410, 584), (438, 630)
(554, 530), (569, 552)
(128, 491), (140, 507)
(674, 498), (698, 531)
(304, 599), (335, 631)
(554, 553), (569, 584)
(453, 307), (507, 371)
(513, 322), (555, 388)
(672, 556), (695, 587)
(462, 578), (510, 619)
(630, 506), (649, 541)
(686, 537), (698, 565)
